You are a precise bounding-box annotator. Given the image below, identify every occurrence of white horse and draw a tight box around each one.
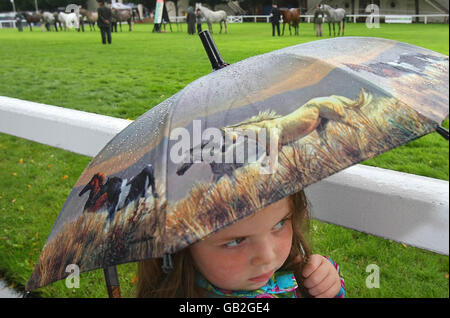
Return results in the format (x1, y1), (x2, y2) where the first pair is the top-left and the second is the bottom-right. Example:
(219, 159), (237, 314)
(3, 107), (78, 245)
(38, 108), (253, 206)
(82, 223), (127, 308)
(196, 3), (227, 34)
(319, 4), (346, 36)
(58, 12), (80, 31)
(41, 11), (55, 31)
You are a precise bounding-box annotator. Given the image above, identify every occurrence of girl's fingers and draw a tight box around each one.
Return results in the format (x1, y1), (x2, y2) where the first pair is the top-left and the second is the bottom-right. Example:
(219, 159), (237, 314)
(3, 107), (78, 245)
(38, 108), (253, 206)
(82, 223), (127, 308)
(303, 262), (329, 289)
(313, 278), (342, 298)
(301, 254), (324, 278)
(308, 269), (337, 297)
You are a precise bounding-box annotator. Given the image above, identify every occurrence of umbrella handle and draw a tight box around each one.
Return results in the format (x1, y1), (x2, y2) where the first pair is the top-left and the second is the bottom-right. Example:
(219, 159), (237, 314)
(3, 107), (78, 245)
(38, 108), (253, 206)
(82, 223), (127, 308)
(436, 125), (449, 140)
(198, 30), (228, 71)
(104, 266), (121, 298)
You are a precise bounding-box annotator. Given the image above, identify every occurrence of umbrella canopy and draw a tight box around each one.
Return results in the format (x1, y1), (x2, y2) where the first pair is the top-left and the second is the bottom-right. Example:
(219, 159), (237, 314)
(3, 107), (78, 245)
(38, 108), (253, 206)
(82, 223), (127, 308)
(27, 36), (448, 293)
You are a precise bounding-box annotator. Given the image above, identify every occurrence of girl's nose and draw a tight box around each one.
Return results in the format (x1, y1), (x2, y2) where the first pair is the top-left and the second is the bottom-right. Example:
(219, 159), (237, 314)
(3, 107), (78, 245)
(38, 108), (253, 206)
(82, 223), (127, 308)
(250, 238), (276, 267)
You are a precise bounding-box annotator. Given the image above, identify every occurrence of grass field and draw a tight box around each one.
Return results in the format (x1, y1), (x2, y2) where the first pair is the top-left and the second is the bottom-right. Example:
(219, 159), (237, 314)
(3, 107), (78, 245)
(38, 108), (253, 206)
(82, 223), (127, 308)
(0, 22), (448, 298)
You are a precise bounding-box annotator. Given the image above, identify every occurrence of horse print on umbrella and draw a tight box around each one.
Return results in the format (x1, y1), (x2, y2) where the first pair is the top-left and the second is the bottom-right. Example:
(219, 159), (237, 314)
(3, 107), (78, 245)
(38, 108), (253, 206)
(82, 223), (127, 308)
(79, 164), (159, 224)
(177, 91), (367, 181)
(220, 90), (367, 168)
(176, 137), (261, 182)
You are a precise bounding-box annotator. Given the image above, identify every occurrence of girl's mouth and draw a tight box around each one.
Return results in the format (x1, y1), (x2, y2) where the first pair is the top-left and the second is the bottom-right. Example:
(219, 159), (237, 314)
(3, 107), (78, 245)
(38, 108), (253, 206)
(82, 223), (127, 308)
(248, 270), (274, 283)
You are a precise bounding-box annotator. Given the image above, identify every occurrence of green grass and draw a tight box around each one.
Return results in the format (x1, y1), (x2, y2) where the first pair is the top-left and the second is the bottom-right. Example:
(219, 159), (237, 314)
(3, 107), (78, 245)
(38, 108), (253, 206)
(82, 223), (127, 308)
(0, 23), (448, 298)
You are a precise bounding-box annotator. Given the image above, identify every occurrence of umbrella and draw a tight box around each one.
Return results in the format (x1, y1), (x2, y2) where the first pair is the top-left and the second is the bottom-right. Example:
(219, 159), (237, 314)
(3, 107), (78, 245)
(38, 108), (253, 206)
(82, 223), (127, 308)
(26, 32), (449, 297)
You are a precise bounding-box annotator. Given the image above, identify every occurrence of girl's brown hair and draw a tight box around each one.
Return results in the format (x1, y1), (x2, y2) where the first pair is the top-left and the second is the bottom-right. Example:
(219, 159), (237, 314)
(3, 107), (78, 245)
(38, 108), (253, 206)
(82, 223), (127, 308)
(136, 190), (311, 298)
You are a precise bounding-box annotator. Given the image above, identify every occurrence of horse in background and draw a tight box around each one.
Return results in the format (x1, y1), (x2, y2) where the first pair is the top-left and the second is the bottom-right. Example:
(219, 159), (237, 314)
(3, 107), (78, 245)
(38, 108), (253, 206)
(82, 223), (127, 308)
(53, 12), (63, 31)
(196, 3), (227, 34)
(41, 11), (58, 31)
(79, 8), (98, 31)
(58, 12), (80, 31)
(320, 4), (346, 36)
(280, 8), (300, 35)
(112, 8), (133, 32)
(81, 8), (98, 31)
(21, 12), (41, 31)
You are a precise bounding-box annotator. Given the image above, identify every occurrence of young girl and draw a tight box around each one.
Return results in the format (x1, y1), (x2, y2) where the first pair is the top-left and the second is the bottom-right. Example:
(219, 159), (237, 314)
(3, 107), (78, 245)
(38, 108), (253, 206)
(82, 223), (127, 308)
(137, 190), (345, 298)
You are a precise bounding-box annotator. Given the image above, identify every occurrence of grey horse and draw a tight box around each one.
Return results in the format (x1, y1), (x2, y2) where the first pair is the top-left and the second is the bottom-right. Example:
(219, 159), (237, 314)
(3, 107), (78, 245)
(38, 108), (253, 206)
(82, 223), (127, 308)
(196, 3), (227, 34)
(320, 4), (346, 36)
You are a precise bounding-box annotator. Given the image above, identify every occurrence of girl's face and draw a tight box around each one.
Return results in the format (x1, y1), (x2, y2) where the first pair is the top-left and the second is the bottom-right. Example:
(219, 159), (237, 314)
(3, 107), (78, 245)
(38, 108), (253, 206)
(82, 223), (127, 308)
(189, 198), (293, 291)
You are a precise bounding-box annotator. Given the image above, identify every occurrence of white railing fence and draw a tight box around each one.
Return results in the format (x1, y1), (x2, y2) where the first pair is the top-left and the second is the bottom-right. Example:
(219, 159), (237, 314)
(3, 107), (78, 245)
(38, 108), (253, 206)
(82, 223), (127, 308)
(0, 96), (448, 255)
(1, 14), (448, 29)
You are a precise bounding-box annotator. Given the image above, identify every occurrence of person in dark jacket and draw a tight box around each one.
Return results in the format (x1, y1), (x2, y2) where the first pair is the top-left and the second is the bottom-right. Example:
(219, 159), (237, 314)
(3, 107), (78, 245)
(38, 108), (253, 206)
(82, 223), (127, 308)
(270, 3), (281, 37)
(97, 1), (112, 44)
(15, 13), (23, 32)
(187, 6), (196, 35)
(196, 9), (203, 34)
(313, 4), (324, 37)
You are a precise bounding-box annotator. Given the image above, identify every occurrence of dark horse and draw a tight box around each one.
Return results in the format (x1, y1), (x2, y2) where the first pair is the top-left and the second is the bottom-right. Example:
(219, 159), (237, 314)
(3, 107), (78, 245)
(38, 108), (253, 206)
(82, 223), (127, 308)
(21, 12), (41, 31)
(79, 173), (107, 212)
(79, 164), (158, 224)
(176, 137), (261, 183)
(280, 8), (300, 36)
(112, 8), (133, 32)
(123, 164), (159, 209)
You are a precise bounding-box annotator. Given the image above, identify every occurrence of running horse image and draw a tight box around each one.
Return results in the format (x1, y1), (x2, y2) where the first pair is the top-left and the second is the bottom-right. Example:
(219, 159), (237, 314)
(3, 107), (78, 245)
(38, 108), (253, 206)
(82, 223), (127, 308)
(79, 164), (159, 224)
(221, 90), (369, 167)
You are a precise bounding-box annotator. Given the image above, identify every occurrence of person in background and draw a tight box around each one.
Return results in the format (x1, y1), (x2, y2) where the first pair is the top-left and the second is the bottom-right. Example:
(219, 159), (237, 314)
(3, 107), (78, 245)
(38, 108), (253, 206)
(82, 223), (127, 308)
(313, 4), (324, 37)
(187, 6), (196, 35)
(270, 3), (281, 37)
(97, 1), (112, 44)
(196, 8), (203, 34)
(15, 13), (23, 32)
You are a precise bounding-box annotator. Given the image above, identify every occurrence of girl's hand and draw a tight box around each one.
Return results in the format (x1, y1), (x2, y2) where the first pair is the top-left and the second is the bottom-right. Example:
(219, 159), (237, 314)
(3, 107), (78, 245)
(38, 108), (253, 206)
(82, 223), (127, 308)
(302, 254), (342, 298)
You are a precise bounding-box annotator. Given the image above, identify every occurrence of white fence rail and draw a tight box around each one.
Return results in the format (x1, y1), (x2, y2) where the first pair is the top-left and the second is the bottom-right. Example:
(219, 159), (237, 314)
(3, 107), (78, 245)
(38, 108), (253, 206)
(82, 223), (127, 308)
(223, 14), (448, 24)
(180, 14), (447, 24)
(1, 14), (447, 29)
(0, 96), (448, 255)
(230, 14), (448, 24)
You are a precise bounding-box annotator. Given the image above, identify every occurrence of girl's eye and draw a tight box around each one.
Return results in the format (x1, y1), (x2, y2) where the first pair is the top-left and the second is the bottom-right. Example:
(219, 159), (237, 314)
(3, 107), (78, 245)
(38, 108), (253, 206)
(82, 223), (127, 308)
(224, 238), (245, 247)
(273, 219), (288, 231)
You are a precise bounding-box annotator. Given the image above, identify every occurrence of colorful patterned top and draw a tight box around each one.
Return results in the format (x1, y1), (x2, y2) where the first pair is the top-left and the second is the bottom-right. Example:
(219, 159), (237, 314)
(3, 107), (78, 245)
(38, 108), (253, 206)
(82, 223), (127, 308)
(196, 256), (346, 298)
(325, 256), (346, 298)
(196, 271), (298, 298)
